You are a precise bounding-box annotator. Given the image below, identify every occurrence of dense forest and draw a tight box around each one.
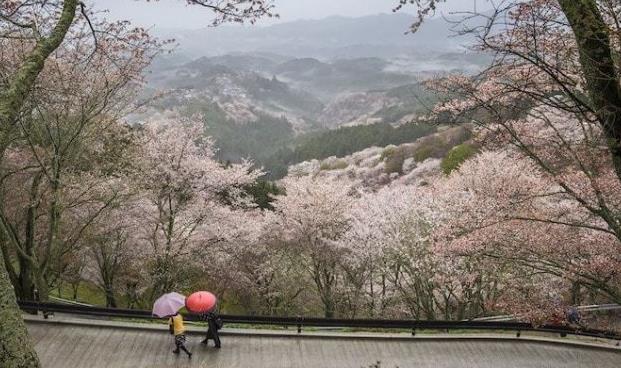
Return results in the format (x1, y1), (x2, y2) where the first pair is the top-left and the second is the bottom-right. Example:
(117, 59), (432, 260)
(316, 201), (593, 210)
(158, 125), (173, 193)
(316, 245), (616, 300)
(184, 100), (295, 164)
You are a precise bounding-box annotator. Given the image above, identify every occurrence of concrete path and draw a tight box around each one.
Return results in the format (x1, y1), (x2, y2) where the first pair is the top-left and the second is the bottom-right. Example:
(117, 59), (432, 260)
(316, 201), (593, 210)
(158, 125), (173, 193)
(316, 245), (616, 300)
(25, 317), (621, 368)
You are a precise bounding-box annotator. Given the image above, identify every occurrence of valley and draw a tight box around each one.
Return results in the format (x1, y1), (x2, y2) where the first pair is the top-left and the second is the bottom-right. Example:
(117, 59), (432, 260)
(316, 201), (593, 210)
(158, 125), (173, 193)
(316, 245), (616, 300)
(134, 14), (488, 179)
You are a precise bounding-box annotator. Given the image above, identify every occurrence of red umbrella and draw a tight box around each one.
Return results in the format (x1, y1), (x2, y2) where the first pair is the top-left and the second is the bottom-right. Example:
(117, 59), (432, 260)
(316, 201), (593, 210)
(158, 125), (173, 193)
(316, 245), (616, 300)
(186, 291), (217, 314)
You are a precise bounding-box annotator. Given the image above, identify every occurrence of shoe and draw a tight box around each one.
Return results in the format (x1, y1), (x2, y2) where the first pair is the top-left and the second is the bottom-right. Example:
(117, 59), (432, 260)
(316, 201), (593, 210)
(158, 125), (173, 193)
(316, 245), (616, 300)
(173, 349), (180, 354)
(201, 339), (208, 345)
(215, 345), (221, 349)
(187, 353), (193, 359)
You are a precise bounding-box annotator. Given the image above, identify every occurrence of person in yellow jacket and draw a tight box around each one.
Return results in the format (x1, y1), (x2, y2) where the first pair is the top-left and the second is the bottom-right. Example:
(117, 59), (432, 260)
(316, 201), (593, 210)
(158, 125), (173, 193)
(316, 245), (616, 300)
(169, 312), (192, 358)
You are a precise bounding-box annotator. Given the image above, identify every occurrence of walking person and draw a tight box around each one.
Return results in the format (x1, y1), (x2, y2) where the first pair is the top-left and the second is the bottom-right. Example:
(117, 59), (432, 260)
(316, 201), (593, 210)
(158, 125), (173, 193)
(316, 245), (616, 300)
(169, 312), (192, 358)
(566, 307), (582, 327)
(201, 310), (222, 348)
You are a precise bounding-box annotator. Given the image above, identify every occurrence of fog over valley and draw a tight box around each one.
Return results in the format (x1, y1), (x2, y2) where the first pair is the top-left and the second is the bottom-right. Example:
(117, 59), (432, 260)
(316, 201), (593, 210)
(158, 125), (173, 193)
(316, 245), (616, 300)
(130, 12), (489, 179)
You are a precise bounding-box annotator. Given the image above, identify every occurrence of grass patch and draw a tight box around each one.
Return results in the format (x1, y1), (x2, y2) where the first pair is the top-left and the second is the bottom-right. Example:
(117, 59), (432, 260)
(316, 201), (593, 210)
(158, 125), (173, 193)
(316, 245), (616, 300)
(441, 143), (478, 174)
(384, 147), (406, 174)
(320, 159), (349, 171)
(51, 281), (106, 306)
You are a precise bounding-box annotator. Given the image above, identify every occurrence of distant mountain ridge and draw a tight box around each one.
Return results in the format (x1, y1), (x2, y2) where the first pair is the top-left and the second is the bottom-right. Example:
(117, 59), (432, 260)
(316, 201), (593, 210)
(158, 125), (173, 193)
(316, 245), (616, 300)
(157, 13), (475, 59)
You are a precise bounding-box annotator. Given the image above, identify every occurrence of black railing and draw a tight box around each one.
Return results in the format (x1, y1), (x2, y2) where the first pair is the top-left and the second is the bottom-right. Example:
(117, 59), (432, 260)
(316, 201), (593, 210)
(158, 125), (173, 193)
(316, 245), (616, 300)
(18, 301), (621, 341)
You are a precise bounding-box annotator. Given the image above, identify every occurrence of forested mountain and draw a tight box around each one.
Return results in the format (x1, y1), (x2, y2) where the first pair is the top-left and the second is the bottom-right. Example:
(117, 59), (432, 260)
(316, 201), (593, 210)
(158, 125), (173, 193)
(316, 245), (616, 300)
(149, 96), (439, 179)
(184, 101), (296, 164)
(135, 52), (446, 167)
(144, 53), (434, 126)
(144, 57), (324, 128)
(127, 13), (492, 177)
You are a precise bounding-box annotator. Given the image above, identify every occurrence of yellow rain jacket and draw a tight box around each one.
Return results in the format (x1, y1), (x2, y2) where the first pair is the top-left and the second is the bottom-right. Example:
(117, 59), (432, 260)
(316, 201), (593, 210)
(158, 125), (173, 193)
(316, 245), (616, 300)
(169, 314), (186, 336)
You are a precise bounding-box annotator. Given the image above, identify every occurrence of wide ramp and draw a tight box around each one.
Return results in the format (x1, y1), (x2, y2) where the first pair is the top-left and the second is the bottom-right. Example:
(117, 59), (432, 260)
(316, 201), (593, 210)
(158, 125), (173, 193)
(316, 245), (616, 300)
(26, 318), (620, 368)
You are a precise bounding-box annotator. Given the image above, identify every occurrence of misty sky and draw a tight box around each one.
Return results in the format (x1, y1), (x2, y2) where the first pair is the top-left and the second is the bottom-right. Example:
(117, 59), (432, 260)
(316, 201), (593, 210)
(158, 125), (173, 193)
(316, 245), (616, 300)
(94, 0), (490, 29)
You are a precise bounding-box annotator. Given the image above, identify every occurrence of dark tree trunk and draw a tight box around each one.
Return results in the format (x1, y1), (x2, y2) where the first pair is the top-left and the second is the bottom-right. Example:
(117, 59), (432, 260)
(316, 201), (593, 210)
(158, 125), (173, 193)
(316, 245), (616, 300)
(17, 262), (35, 302)
(0, 250), (41, 367)
(559, 0), (621, 181)
(0, 3), (77, 365)
(105, 287), (118, 308)
(71, 282), (79, 301)
(0, 0), (78, 149)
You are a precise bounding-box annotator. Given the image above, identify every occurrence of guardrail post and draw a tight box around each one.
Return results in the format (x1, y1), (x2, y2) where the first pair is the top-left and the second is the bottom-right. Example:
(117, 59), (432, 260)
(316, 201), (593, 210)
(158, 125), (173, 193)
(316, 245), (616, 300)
(516, 330), (521, 338)
(296, 316), (302, 334)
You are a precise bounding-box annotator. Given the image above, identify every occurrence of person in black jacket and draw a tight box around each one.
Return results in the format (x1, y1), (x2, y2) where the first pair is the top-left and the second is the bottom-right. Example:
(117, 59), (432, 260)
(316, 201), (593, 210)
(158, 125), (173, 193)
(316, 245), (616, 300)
(201, 311), (222, 348)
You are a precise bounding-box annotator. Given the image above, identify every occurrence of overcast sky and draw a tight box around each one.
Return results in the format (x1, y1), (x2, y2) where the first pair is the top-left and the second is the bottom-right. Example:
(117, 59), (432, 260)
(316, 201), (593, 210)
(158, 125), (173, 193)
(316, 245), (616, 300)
(94, 0), (489, 29)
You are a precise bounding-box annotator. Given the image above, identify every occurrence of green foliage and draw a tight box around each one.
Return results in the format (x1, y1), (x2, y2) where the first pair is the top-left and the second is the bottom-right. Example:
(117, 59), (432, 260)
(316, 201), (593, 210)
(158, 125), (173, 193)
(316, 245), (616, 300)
(261, 146), (294, 179)
(413, 145), (434, 162)
(244, 180), (283, 210)
(411, 127), (473, 163)
(441, 143), (478, 175)
(384, 147), (406, 174)
(52, 281), (107, 305)
(294, 122), (434, 163)
(183, 100), (295, 170)
(380, 146), (397, 161)
(320, 159), (349, 171)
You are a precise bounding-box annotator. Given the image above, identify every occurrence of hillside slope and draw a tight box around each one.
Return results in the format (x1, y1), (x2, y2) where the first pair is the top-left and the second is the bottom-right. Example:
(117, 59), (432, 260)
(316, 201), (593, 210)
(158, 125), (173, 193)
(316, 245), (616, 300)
(288, 126), (473, 189)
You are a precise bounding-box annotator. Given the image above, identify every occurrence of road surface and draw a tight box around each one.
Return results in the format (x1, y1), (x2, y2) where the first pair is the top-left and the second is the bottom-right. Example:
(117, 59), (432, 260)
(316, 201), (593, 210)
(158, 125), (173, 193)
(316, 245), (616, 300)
(25, 317), (620, 368)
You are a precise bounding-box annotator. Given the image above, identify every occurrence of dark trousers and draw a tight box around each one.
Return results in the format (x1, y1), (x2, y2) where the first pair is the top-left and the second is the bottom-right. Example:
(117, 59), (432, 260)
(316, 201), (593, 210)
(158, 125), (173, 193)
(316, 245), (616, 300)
(174, 334), (191, 356)
(201, 319), (221, 348)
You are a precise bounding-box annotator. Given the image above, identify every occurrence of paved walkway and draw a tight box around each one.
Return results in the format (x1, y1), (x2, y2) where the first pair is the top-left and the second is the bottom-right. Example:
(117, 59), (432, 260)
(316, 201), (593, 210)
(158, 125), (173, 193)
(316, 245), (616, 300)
(25, 317), (621, 368)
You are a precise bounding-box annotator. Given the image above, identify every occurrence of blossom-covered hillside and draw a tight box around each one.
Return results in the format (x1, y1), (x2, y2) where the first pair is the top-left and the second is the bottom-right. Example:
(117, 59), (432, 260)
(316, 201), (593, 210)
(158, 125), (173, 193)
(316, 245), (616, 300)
(288, 125), (473, 190)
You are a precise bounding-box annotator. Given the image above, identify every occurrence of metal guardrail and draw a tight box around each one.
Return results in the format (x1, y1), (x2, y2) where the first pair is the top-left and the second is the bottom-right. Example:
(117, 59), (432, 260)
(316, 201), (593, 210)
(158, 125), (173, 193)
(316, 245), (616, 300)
(18, 301), (621, 341)
(48, 296), (94, 307)
(577, 304), (621, 312)
(472, 304), (621, 322)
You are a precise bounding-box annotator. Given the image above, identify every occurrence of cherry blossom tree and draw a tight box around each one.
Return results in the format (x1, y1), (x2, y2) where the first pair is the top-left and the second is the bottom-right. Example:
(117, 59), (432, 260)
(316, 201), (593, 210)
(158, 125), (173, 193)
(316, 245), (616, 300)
(0, 17), (158, 303)
(82, 196), (145, 307)
(341, 186), (416, 318)
(273, 176), (355, 318)
(200, 209), (310, 315)
(401, 0), (621, 181)
(134, 118), (262, 302)
(433, 149), (621, 319)
(344, 184), (505, 320)
(398, 0), (621, 318)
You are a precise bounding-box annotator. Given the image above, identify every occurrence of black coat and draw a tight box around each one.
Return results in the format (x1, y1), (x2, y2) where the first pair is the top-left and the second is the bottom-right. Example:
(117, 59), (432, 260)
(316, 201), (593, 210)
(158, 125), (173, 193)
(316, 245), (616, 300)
(202, 312), (222, 347)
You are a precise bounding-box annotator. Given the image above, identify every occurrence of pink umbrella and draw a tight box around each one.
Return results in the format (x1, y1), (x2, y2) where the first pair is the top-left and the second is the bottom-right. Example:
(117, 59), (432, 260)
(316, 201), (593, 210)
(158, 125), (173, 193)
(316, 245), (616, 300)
(186, 291), (217, 314)
(152, 292), (186, 318)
